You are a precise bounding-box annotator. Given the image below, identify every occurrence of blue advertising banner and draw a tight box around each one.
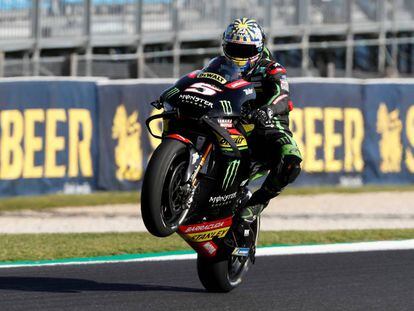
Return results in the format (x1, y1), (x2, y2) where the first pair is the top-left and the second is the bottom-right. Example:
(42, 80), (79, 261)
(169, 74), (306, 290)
(362, 82), (414, 184)
(0, 77), (413, 197)
(97, 81), (172, 191)
(289, 81), (365, 186)
(0, 79), (99, 196)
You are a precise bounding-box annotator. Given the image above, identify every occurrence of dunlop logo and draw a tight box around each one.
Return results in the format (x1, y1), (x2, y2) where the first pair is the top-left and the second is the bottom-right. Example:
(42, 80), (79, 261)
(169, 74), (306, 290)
(220, 100), (232, 115)
(165, 87), (179, 99)
(222, 159), (240, 190)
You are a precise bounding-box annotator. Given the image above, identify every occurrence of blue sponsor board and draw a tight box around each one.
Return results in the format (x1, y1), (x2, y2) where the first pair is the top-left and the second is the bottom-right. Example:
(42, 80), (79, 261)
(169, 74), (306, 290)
(97, 82), (171, 191)
(362, 82), (414, 184)
(289, 81), (365, 186)
(0, 79), (99, 196)
(0, 78), (413, 196)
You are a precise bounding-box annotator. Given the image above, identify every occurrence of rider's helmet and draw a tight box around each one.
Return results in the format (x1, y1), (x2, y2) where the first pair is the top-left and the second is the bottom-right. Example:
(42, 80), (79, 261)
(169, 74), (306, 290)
(222, 18), (265, 75)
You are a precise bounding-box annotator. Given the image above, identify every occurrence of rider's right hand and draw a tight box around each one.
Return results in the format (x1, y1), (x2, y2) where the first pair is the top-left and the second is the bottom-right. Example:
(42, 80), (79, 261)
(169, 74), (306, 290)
(248, 108), (273, 128)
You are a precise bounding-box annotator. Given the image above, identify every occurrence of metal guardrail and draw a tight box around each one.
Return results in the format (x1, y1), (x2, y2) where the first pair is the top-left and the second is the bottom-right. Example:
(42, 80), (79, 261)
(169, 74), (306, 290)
(0, 0), (413, 78)
(1, 0), (413, 42)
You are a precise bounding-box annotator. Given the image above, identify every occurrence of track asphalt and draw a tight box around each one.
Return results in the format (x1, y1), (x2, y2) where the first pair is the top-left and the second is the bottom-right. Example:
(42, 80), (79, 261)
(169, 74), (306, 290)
(0, 250), (413, 311)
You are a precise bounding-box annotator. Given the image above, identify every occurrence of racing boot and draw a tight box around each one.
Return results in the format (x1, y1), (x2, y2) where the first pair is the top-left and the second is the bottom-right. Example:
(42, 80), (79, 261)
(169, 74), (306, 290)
(237, 187), (252, 209)
(239, 185), (280, 223)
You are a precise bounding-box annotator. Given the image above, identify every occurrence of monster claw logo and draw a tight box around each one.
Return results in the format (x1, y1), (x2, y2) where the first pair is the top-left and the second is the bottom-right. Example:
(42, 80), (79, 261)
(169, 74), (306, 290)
(222, 159), (240, 190)
(112, 104), (143, 181)
(220, 100), (232, 115)
(164, 87), (179, 99)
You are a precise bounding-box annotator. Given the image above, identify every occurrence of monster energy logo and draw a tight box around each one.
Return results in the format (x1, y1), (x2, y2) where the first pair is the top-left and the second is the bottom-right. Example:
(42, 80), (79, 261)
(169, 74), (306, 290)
(165, 87), (179, 99)
(222, 159), (240, 190)
(220, 100), (232, 115)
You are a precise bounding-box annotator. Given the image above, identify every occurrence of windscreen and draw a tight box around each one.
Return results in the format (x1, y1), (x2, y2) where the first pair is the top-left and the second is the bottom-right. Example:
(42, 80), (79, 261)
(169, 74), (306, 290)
(200, 56), (242, 83)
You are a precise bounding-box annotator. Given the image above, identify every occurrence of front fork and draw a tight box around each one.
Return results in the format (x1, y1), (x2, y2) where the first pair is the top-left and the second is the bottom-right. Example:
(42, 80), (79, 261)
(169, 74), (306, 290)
(170, 136), (213, 210)
(183, 143), (213, 187)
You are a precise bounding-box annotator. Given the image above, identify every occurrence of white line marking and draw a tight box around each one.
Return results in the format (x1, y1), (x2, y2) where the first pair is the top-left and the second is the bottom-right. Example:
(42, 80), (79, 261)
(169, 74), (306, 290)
(256, 239), (414, 256)
(1, 239), (414, 269)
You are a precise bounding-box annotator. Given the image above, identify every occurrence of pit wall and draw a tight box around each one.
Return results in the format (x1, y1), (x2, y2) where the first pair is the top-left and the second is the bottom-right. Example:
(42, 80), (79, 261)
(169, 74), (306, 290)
(0, 77), (413, 196)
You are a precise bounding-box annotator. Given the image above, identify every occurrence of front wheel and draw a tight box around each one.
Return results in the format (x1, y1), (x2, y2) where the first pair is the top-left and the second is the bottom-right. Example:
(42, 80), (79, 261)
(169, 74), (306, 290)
(141, 139), (190, 237)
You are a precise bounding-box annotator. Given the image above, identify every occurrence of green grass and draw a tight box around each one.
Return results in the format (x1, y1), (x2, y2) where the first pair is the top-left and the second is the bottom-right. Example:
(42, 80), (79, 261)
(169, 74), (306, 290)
(282, 184), (414, 196)
(0, 185), (413, 212)
(0, 191), (140, 212)
(1, 229), (414, 262)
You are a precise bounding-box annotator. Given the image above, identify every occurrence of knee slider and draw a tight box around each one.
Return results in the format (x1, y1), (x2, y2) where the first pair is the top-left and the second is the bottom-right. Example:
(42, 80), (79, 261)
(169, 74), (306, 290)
(281, 155), (302, 184)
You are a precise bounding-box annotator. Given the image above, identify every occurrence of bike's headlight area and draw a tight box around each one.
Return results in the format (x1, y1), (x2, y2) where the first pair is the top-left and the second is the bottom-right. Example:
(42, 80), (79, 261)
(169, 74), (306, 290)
(163, 102), (174, 112)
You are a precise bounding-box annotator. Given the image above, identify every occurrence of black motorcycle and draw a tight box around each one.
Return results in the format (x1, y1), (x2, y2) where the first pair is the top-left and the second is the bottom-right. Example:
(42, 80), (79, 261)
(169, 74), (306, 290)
(142, 56), (265, 292)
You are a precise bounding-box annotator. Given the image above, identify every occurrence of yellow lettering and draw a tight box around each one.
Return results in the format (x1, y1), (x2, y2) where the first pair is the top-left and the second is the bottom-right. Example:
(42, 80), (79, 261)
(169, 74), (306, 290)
(23, 109), (44, 178)
(405, 106), (414, 173)
(344, 108), (364, 172)
(0, 110), (24, 179)
(324, 108), (343, 172)
(304, 107), (323, 172)
(68, 109), (93, 177)
(45, 109), (66, 178)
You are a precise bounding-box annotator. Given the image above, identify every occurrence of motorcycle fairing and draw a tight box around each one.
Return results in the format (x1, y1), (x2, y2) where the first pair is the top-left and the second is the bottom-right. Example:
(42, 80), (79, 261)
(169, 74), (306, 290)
(178, 216), (233, 258)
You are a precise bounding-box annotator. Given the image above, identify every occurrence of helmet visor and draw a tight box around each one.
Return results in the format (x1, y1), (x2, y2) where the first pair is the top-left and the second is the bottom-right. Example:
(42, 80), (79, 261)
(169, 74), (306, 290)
(223, 42), (262, 59)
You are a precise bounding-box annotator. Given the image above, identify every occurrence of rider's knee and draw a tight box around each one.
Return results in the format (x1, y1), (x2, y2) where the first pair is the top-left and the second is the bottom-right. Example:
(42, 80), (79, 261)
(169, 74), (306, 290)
(278, 143), (302, 185)
(281, 155), (302, 184)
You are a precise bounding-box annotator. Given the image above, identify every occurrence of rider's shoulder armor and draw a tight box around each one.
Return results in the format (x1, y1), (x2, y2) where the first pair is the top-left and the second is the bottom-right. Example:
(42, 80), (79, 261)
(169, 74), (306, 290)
(265, 61), (288, 81)
(247, 51), (291, 113)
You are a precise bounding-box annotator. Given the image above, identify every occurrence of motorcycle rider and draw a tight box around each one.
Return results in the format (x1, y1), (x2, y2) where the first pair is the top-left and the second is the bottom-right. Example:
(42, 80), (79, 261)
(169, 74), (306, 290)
(221, 18), (302, 222)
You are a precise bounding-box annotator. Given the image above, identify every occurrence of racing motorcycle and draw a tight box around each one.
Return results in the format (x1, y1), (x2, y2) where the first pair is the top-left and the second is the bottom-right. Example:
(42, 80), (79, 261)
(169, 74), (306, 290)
(141, 57), (265, 292)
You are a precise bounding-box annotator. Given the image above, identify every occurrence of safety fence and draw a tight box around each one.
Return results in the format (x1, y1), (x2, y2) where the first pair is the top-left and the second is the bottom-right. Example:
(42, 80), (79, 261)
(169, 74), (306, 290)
(0, 77), (413, 196)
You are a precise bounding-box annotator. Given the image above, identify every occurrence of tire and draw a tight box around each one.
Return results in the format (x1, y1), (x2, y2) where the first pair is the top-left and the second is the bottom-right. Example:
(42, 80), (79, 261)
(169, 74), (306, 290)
(197, 217), (260, 292)
(197, 255), (251, 292)
(141, 139), (189, 237)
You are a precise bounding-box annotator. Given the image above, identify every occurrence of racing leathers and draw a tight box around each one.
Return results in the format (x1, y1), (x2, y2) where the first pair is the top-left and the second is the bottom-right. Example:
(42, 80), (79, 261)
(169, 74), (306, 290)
(240, 48), (302, 222)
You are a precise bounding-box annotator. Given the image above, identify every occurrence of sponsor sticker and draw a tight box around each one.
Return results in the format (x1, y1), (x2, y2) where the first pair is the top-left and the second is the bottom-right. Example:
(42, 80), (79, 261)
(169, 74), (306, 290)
(184, 221), (224, 233)
(197, 72), (227, 84)
(208, 191), (237, 204)
(220, 100), (232, 115)
(186, 227), (230, 242)
(202, 241), (218, 255)
(164, 87), (180, 99)
(232, 247), (250, 257)
(225, 79), (251, 89)
(218, 135), (247, 148)
(218, 118), (233, 128)
(179, 94), (213, 108)
(243, 88), (254, 95)
(180, 217), (232, 234)
(222, 159), (240, 190)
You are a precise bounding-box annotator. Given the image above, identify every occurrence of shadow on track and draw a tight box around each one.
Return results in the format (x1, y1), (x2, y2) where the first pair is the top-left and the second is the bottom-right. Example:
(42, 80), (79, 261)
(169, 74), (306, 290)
(0, 277), (205, 294)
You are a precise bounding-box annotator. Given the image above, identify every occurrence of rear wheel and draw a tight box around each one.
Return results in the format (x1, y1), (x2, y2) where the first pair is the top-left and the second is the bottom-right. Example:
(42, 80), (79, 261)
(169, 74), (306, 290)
(197, 254), (251, 292)
(141, 139), (190, 237)
(197, 218), (260, 292)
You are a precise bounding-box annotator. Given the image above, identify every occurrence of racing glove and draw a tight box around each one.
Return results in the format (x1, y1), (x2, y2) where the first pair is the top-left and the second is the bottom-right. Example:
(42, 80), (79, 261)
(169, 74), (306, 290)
(248, 107), (274, 128)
